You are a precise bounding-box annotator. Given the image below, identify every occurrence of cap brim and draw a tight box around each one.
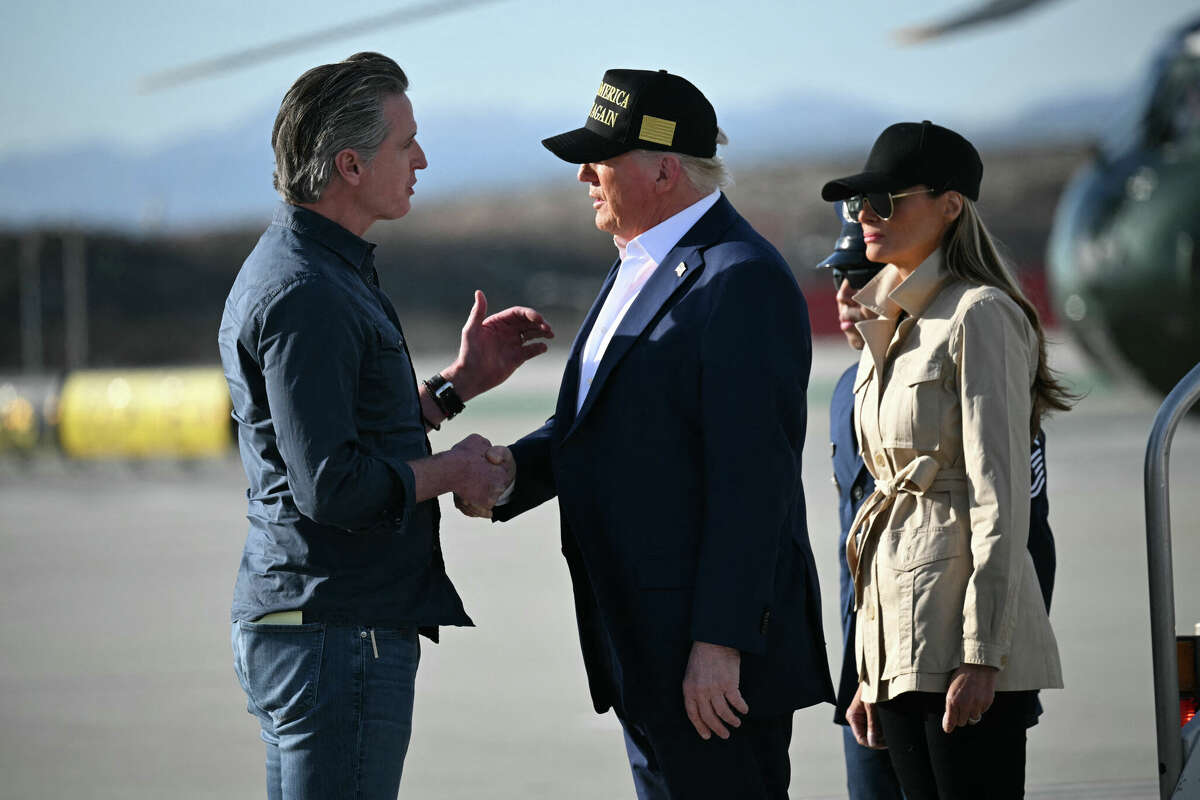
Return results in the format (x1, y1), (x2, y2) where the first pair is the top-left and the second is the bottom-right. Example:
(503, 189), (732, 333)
(541, 127), (632, 164)
(816, 249), (875, 270)
(820, 171), (907, 201)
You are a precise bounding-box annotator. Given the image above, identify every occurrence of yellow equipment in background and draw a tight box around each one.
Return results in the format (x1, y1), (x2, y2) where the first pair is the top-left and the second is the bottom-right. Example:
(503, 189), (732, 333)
(58, 368), (231, 459)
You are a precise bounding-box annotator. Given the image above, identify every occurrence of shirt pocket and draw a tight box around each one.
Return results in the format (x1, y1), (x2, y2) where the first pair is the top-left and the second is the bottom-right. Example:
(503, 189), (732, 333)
(882, 361), (944, 452)
(358, 324), (420, 433)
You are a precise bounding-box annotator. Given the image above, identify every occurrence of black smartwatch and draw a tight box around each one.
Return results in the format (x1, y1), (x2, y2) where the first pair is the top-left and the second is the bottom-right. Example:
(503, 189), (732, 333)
(424, 373), (466, 420)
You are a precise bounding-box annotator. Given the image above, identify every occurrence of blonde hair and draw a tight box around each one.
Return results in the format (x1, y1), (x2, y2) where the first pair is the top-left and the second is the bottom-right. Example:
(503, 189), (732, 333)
(941, 198), (1075, 437)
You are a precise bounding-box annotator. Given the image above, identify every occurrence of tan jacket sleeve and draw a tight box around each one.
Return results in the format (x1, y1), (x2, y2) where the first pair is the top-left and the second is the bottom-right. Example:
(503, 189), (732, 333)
(952, 293), (1035, 668)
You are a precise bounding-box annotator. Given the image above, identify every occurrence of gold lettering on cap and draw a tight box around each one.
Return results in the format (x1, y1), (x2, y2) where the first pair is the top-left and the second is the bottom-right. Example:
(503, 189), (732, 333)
(589, 103), (619, 128)
(638, 115), (676, 146)
(595, 82), (631, 109)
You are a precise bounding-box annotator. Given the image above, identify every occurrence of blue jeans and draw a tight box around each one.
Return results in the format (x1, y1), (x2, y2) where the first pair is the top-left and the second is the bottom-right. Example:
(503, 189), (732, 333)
(231, 621), (420, 800)
(842, 725), (904, 800)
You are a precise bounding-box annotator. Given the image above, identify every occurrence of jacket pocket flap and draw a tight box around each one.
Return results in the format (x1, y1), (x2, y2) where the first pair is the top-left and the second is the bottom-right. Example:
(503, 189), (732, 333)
(887, 527), (965, 571)
(637, 556), (696, 589)
(899, 361), (942, 386)
(376, 324), (405, 351)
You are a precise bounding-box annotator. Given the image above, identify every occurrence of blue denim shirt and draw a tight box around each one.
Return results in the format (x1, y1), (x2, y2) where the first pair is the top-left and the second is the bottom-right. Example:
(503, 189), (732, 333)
(219, 204), (472, 636)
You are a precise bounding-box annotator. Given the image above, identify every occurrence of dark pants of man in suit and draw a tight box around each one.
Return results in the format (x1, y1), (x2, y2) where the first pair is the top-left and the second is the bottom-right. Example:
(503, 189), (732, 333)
(620, 712), (793, 800)
(597, 610), (793, 800)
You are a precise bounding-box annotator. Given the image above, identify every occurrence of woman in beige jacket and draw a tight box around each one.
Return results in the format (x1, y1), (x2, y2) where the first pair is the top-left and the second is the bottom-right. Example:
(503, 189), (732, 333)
(820, 121), (1073, 799)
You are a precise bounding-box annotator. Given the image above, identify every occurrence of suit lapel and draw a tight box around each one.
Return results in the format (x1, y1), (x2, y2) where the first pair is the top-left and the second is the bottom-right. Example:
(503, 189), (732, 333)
(564, 195), (737, 442)
(553, 259), (620, 438)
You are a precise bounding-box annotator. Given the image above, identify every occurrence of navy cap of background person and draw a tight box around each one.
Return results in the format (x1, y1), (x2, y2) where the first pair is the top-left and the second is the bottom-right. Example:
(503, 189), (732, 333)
(820, 120), (982, 202)
(816, 202), (884, 274)
(541, 68), (718, 164)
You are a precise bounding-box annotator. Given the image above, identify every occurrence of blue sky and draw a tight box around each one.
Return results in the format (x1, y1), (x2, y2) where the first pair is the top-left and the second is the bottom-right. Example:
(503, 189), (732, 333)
(1, 0), (1195, 157)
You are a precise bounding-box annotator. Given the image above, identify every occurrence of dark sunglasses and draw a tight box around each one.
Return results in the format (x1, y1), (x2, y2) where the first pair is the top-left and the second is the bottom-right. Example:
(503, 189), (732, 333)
(841, 188), (935, 222)
(831, 265), (883, 291)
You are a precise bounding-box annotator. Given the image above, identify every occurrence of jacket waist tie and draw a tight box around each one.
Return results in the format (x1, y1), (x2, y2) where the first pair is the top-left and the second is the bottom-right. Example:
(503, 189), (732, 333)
(846, 455), (966, 608)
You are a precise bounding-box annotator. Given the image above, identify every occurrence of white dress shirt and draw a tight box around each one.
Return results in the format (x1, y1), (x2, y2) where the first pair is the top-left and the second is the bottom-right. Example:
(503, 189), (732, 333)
(495, 190), (720, 509)
(575, 190), (721, 413)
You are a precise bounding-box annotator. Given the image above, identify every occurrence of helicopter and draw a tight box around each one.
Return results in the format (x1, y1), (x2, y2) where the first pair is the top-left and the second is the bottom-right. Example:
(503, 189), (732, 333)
(1045, 14), (1200, 398)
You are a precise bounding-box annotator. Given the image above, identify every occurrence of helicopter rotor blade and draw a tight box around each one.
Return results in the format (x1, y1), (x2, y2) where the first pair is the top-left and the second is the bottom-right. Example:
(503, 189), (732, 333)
(140, 0), (511, 92)
(893, 0), (1061, 44)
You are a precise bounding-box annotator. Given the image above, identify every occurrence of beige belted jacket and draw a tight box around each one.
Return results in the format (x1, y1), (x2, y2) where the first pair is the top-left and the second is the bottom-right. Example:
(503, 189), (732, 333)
(847, 253), (1062, 703)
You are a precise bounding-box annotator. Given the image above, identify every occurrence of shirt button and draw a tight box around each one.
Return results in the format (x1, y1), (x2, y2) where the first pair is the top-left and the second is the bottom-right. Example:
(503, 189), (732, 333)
(360, 631), (368, 639)
(852, 486), (864, 501)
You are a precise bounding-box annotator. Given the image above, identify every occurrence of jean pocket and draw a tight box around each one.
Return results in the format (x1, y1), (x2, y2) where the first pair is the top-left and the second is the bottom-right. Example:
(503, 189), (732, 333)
(236, 621), (325, 728)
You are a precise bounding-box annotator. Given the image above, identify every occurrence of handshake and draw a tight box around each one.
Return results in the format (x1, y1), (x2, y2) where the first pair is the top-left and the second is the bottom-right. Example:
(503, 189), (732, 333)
(448, 433), (514, 519)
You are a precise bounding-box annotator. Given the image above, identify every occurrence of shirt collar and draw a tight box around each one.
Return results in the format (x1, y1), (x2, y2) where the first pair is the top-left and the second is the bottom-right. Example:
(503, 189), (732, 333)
(273, 203), (378, 279)
(853, 249), (950, 321)
(613, 190), (722, 264)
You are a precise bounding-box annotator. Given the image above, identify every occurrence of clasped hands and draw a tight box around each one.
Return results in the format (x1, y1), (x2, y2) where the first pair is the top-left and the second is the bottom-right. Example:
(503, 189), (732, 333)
(447, 434), (514, 518)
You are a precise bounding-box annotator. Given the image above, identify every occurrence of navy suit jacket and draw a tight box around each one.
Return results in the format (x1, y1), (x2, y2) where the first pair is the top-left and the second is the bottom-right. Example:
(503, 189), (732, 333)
(494, 195), (834, 721)
(829, 363), (1057, 724)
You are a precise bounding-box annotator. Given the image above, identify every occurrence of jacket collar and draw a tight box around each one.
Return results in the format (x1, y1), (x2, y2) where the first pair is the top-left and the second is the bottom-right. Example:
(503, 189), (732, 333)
(559, 193), (738, 442)
(852, 250), (951, 378)
(273, 203), (378, 280)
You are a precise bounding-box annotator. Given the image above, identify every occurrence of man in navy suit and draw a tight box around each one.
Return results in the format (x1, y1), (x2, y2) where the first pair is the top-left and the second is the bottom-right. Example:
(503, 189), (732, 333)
(464, 69), (834, 799)
(819, 205), (1057, 799)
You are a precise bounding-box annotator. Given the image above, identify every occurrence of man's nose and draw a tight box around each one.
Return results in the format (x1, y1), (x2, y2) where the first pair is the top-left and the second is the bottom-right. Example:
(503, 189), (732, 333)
(836, 278), (856, 302)
(577, 163), (597, 183)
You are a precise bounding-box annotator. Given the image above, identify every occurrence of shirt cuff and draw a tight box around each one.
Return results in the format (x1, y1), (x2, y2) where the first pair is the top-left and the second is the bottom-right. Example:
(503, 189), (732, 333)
(377, 456), (417, 533)
(495, 478), (516, 506)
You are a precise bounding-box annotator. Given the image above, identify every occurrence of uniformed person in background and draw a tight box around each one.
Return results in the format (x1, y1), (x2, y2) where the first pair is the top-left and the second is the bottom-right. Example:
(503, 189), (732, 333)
(817, 202), (1057, 800)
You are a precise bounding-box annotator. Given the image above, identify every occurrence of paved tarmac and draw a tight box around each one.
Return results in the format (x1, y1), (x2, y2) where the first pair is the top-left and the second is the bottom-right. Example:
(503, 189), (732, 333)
(1, 340), (1197, 799)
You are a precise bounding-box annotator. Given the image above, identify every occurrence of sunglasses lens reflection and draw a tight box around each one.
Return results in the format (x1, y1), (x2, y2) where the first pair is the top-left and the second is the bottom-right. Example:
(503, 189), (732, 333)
(832, 267), (879, 291)
(866, 193), (894, 220)
(844, 194), (894, 220)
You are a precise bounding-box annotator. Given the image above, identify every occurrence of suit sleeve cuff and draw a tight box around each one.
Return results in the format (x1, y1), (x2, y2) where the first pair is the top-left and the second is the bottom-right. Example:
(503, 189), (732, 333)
(690, 613), (769, 657)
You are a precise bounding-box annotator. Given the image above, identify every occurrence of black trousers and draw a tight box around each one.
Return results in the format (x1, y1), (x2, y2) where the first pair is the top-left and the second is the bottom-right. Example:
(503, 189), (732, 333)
(618, 710), (793, 800)
(875, 690), (1037, 800)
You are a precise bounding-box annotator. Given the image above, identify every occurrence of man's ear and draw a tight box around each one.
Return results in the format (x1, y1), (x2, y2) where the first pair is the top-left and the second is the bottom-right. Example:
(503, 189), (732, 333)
(333, 149), (364, 186)
(655, 154), (683, 194)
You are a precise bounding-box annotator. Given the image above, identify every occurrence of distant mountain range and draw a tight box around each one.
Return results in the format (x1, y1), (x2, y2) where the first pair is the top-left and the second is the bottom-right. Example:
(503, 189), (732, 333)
(0, 88), (1120, 231)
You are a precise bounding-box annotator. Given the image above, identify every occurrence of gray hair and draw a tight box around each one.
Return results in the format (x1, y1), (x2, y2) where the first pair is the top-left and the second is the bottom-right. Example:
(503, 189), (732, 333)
(633, 128), (733, 194)
(271, 52), (409, 204)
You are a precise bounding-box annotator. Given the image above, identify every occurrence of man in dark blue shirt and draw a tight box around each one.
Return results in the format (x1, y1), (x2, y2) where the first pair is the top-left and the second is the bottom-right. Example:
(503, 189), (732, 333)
(219, 52), (553, 799)
(818, 204), (1056, 799)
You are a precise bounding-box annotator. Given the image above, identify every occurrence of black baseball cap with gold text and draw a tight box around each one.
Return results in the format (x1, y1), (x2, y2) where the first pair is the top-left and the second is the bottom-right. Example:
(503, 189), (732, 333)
(542, 68), (718, 164)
